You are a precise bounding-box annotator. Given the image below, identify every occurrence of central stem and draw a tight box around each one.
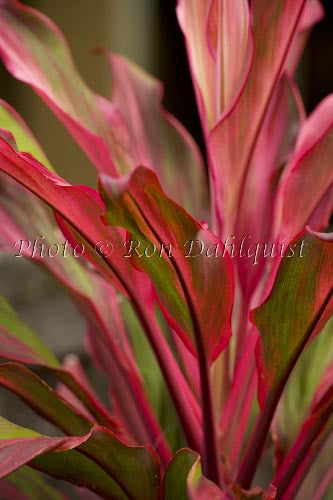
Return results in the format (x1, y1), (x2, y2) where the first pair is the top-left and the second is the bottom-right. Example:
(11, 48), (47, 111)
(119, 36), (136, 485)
(197, 336), (222, 486)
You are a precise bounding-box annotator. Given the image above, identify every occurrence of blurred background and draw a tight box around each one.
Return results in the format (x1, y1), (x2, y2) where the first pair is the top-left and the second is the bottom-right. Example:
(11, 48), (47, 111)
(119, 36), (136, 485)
(0, 0), (332, 493)
(1, 0), (332, 186)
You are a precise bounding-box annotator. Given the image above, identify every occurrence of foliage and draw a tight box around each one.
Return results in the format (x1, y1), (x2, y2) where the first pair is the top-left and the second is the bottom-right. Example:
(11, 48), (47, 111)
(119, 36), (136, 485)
(0, 0), (332, 498)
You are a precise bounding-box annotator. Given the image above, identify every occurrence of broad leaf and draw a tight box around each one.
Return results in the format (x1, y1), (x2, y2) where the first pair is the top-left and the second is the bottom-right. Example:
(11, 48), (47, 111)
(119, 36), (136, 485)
(1, 466), (67, 500)
(0, 299), (118, 431)
(163, 448), (198, 500)
(0, 294), (59, 367)
(273, 94), (333, 243)
(0, 366), (160, 498)
(0, 416), (89, 478)
(109, 54), (208, 219)
(209, 0), (307, 234)
(237, 231), (332, 488)
(0, 0), (129, 175)
(100, 166), (234, 362)
(177, 0), (251, 132)
(0, 418), (160, 500)
(163, 449), (227, 500)
(254, 232), (333, 405)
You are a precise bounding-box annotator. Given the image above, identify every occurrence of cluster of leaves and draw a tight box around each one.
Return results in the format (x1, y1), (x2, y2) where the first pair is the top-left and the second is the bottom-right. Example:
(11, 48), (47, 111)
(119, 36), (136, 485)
(0, 0), (332, 499)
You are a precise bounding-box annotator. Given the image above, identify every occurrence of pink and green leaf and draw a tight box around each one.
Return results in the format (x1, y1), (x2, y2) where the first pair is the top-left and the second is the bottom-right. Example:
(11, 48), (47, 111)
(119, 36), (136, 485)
(254, 232), (333, 406)
(0, 365), (161, 498)
(33, 429), (161, 500)
(0, 296), (120, 431)
(0, 416), (89, 478)
(0, 418), (160, 500)
(100, 166), (234, 363)
(237, 232), (333, 488)
(163, 448), (227, 500)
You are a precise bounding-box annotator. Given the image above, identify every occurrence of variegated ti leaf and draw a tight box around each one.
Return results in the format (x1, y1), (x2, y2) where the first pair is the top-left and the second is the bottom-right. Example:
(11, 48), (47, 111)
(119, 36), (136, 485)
(0, 365), (160, 499)
(109, 54), (208, 220)
(237, 231), (333, 488)
(0, 417), (160, 500)
(100, 166), (234, 363)
(0, 125), (201, 455)
(0, 295), (119, 431)
(0, 466), (68, 500)
(177, 0), (251, 132)
(0, 416), (89, 478)
(274, 94), (333, 244)
(0, 0), (208, 219)
(209, 0), (308, 234)
(254, 232), (333, 406)
(163, 448), (227, 500)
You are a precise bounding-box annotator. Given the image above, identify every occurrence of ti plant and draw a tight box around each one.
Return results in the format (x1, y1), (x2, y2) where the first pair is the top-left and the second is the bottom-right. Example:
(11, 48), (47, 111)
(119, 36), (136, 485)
(0, 0), (332, 499)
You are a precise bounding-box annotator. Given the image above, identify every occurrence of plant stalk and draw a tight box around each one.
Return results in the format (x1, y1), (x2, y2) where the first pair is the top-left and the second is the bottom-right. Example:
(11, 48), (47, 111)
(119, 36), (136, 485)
(237, 288), (333, 488)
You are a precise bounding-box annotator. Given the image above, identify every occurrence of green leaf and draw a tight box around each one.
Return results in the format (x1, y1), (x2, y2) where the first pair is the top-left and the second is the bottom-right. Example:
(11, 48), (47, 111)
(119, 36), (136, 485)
(0, 295), (59, 367)
(32, 450), (130, 500)
(2, 466), (66, 500)
(163, 448), (226, 499)
(254, 232), (333, 405)
(0, 99), (53, 171)
(163, 449), (198, 500)
(237, 232), (333, 488)
(273, 318), (333, 455)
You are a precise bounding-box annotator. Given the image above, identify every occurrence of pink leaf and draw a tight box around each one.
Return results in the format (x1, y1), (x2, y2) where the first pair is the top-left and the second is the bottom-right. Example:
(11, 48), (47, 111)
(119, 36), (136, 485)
(109, 54), (208, 219)
(177, 0), (252, 132)
(209, 0), (307, 235)
(0, 0), (131, 175)
(274, 95), (333, 244)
